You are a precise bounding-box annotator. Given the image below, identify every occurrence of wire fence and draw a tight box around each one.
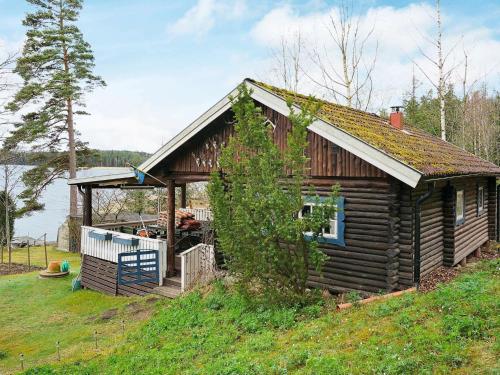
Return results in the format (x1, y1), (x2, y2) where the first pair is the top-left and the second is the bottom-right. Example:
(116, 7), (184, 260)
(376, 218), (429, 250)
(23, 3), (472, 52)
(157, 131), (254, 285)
(0, 234), (48, 269)
(15, 321), (130, 372)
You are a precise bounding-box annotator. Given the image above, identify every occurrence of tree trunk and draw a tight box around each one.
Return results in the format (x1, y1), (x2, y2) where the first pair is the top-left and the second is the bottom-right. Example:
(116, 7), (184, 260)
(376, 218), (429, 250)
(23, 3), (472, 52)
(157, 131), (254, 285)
(4, 166), (11, 269)
(67, 98), (77, 217)
(437, 0), (446, 141)
(60, 3), (79, 251)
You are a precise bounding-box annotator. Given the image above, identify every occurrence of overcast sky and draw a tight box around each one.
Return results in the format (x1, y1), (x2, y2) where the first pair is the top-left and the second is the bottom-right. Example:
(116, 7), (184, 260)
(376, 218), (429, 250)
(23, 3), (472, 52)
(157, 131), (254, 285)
(1, 0), (499, 153)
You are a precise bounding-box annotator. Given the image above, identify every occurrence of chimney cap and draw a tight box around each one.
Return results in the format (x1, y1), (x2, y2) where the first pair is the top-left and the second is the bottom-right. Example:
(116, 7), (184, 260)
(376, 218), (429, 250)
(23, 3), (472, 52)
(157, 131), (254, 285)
(390, 105), (403, 113)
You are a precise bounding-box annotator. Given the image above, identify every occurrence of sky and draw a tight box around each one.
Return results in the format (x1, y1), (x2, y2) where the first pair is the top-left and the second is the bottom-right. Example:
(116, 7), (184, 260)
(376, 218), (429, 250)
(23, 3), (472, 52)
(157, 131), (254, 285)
(0, 0), (499, 154)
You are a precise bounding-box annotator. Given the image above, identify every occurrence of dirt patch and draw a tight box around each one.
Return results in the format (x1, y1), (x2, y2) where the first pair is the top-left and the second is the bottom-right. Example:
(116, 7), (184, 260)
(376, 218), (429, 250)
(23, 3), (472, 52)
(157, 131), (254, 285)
(419, 266), (459, 292)
(100, 308), (119, 321)
(125, 301), (154, 320)
(0, 262), (43, 276)
(420, 246), (498, 292)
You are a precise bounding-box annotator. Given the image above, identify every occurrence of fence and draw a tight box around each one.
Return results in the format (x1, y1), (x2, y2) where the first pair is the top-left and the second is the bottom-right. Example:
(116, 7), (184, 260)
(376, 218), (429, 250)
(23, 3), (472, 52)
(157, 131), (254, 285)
(80, 226), (167, 284)
(179, 243), (215, 292)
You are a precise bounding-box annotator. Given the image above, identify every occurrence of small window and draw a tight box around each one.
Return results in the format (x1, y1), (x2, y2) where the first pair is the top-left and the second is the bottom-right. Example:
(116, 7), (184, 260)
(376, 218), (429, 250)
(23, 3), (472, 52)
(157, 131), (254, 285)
(298, 202), (338, 240)
(477, 186), (485, 215)
(298, 197), (345, 246)
(456, 189), (465, 225)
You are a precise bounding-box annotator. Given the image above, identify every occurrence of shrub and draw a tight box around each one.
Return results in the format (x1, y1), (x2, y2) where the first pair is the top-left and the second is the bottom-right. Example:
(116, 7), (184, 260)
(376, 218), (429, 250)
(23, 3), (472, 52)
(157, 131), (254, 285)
(208, 84), (338, 305)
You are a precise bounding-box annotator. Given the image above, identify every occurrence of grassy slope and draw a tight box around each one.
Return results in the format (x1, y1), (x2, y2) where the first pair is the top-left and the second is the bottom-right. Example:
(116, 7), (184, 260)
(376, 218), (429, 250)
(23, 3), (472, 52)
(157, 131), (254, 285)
(28, 258), (499, 375)
(0, 247), (156, 374)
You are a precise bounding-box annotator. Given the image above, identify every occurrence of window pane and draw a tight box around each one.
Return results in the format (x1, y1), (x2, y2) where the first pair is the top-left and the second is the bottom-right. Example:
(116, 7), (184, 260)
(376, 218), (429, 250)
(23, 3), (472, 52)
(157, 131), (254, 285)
(301, 205), (312, 217)
(456, 190), (464, 222)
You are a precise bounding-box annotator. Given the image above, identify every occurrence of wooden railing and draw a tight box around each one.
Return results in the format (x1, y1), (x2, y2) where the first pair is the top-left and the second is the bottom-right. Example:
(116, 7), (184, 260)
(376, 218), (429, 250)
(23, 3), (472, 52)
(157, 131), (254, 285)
(179, 243), (215, 292)
(80, 226), (168, 285)
(94, 219), (157, 232)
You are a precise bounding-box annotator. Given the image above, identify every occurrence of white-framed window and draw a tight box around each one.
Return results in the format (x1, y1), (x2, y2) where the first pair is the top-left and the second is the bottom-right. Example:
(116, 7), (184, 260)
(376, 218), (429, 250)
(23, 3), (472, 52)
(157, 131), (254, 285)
(477, 186), (485, 215)
(456, 189), (465, 225)
(298, 202), (338, 239)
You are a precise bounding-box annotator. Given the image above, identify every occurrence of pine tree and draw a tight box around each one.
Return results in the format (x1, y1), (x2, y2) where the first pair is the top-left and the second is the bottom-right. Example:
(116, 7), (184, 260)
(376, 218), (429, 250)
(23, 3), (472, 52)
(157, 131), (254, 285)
(6, 0), (105, 243)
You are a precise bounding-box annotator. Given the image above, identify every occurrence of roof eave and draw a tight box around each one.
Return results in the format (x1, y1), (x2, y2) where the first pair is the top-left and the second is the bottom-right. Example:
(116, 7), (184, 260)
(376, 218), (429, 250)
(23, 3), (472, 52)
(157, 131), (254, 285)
(68, 171), (136, 186)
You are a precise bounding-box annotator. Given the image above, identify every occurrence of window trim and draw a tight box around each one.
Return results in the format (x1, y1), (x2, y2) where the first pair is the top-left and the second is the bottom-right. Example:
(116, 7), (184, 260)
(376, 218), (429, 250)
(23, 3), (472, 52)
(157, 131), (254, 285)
(298, 202), (338, 239)
(477, 185), (485, 216)
(455, 189), (465, 225)
(300, 196), (345, 247)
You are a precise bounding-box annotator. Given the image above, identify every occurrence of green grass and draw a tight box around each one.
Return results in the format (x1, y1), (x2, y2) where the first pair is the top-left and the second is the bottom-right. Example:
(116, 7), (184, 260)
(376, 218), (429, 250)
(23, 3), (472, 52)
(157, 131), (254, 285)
(24, 258), (500, 375)
(1, 245), (82, 269)
(0, 248), (158, 374)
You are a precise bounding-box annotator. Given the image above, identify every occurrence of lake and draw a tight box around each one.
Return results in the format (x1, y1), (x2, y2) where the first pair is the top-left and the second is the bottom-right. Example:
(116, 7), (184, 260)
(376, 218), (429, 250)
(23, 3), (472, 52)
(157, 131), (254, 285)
(11, 166), (130, 241)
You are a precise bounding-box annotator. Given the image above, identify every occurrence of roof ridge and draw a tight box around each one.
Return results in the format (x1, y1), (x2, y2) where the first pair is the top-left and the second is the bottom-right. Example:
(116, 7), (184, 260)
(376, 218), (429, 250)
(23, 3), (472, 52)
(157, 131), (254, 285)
(245, 78), (384, 121)
(247, 78), (500, 176)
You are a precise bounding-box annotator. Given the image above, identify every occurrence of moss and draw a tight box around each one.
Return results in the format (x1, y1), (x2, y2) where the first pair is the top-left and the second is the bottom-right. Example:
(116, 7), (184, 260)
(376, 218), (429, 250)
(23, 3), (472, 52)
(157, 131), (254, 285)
(250, 80), (500, 176)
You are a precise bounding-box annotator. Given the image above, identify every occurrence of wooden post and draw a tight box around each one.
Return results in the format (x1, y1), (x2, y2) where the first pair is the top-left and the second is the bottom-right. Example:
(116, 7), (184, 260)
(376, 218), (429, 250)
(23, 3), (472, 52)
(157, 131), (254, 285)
(167, 179), (176, 276)
(27, 239), (31, 271)
(180, 183), (187, 208)
(83, 185), (92, 227)
(44, 233), (48, 268)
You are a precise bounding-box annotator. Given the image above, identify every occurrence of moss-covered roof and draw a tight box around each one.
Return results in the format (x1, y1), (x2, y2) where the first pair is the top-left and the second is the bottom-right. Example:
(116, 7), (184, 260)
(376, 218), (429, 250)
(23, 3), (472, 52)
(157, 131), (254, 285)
(250, 79), (500, 177)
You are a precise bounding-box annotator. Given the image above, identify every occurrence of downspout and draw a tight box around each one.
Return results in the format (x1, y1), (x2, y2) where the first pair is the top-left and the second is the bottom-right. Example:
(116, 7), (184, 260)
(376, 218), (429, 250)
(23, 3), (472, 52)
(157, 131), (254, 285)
(414, 182), (435, 289)
(497, 184), (499, 242)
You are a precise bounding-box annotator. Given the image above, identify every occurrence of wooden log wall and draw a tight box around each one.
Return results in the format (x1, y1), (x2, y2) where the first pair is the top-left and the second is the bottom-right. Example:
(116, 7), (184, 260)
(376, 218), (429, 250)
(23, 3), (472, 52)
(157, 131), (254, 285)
(398, 184), (414, 289)
(159, 105), (388, 180)
(81, 255), (158, 296)
(306, 178), (397, 293)
(445, 177), (490, 265)
(417, 182), (445, 277)
(487, 177), (497, 241)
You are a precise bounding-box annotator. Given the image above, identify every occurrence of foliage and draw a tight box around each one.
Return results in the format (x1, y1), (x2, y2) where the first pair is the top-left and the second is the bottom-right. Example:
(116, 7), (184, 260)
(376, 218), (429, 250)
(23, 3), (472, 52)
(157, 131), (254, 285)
(21, 258), (499, 375)
(126, 190), (149, 216)
(5, 0), (105, 213)
(403, 84), (500, 165)
(208, 84), (338, 304)
(0, 191), (15, 246)
(7, 150), (151, 168)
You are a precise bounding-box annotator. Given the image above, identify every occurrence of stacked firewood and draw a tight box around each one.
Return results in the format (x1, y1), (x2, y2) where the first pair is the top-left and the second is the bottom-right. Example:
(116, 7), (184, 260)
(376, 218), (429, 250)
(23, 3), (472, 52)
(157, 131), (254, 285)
(157, 210), (201, 231)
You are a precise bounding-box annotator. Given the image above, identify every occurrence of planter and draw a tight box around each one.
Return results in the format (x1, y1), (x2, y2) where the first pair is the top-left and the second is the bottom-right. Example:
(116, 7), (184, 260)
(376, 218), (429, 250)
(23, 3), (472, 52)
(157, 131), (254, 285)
(88, 230), (112, 241)
(112, 236), (139, 247)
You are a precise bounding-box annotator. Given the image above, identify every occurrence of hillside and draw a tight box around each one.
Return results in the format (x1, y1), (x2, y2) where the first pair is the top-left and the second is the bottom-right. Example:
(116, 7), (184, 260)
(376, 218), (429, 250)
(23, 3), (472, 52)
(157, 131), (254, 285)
(24, 258), (499, 375)
(9, 150), (151, 168)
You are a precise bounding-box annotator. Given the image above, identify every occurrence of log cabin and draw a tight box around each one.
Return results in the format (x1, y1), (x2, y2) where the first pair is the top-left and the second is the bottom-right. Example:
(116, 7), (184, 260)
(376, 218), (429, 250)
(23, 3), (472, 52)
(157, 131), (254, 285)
(69, 78), (500, 296)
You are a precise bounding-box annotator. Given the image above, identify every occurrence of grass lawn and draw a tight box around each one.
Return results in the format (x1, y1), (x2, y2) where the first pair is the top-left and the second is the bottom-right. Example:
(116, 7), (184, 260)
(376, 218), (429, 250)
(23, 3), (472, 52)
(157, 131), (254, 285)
(24, 257), (499, 375)
(0, 247), (159, 374)
(0, 245), (82, 270)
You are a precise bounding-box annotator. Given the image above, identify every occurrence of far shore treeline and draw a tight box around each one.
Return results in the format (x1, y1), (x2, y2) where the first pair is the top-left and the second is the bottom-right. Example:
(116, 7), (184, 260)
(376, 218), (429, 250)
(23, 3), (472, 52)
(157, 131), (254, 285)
(7, 150), (151, 168)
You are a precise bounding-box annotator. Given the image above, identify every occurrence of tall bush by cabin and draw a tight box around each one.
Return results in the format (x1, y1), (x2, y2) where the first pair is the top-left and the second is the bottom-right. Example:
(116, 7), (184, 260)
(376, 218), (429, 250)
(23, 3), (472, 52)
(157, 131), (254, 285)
(6, 0), (105, 228)
(208, 85), (338, 304)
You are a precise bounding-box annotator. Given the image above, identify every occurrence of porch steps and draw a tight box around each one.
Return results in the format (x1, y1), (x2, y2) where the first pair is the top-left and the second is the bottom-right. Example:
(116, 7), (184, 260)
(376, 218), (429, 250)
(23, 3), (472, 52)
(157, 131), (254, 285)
(151, 275), (182, 298)
(152, 284), (181, 298)
(163, 275), (181, 288)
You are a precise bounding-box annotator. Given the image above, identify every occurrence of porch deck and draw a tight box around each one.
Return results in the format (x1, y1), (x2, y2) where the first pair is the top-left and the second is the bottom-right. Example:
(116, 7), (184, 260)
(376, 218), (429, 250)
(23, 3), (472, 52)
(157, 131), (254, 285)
(79, 208), (215, 298)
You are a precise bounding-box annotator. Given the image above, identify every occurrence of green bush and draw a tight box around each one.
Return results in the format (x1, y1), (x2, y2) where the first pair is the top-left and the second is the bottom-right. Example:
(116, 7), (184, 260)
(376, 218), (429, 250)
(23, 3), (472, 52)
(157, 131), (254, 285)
(208, 84), (338, 305)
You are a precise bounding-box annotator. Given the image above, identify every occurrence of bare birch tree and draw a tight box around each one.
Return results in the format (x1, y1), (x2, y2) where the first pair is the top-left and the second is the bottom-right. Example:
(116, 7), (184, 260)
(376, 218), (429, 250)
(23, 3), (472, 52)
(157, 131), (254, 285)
(307, 0), (377, 110)
(413, 0), (462, 141)
(271, 32), (304, 92)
